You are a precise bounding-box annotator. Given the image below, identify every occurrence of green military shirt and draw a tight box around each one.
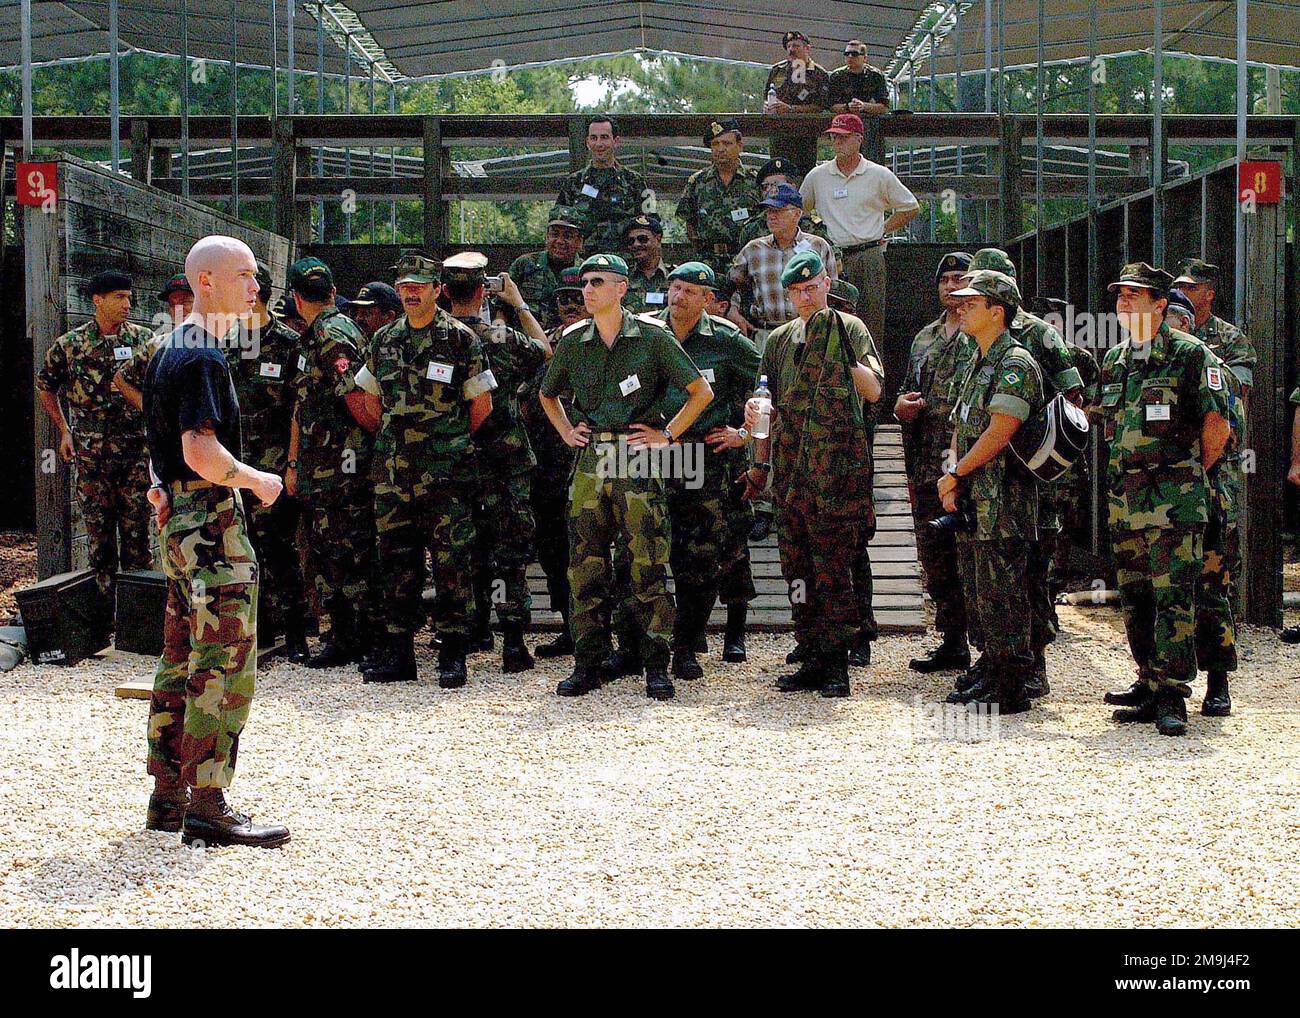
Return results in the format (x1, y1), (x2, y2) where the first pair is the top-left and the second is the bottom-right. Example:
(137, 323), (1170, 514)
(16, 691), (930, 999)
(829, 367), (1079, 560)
(1068, 342), (1100, 407)
(625, 262), (672, 315)
(351, 310), (495, 488)
(641, 309), (760, 437)
(555, 161), (648, 256)
(291, 307), (374, 499)
(828, 65), (890, 108)
(676, 164), (761, 268)
(1194, 314), (1255, 389)
(461, 316), (549, 475)
(508, 249), (576, 331)
(765, 59), (831, 108)
(1010, 308), (1084, 397)
(230, 314), (302, 474)
(950, 331), (1044, 541)
(37, 318), (156, 449)
(1193, 341), (1244, 526)
(900, 314), (970, 484)
(541, 308), (702, 431)
(1097, 321), (1221, 531)
(760, 308), (882, 417)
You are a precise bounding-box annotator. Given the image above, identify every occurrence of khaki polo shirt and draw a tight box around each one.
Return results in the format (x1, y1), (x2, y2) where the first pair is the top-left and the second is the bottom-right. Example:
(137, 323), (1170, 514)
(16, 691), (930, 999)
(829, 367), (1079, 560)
(800, 156), (920, 247)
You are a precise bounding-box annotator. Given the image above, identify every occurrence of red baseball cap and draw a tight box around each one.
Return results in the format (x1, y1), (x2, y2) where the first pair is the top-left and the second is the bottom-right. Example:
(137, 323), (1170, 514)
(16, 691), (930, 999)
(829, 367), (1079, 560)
(825, 113), (865, 136)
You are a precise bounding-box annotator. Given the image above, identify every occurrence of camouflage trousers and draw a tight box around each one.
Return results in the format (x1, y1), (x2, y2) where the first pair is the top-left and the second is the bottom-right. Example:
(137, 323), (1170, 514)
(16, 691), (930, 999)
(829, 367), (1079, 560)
(1112, 526), (1203, 696)
(375, 480), (474, 640)
(958, 535), (1051, 654)
(911, 477), (967, 636)
(246, 493), (305, 634)
(1028, 531), (1060, 648)
(665, 446), (730, 645)
(147, 488), (258, 789)
(305, 486), (377, 639)
(472, 469), (536, 626)
(76, 448), (153, 587)
(1196, 510), (1238, 674)
(852, 517), (879, 642)
(778, 494), (863, 653)
(568, 440), (675, 670)
(957, 536), (1033, 671)
(716, 446), (756, 605)
(531, 463), (572, 626)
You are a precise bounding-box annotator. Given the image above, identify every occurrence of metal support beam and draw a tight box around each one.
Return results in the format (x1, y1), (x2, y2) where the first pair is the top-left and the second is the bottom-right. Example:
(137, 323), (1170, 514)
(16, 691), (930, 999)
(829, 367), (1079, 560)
(181, 0), (189, 198)
(423, 117), (445, 249)
(1035, 0), (1044, 296)
(109, 0), (120, 174)
(20, 0), (32, 157)
(287, 0), (295, 114)
(230, 0), (239, 217)
(1234, 0), (1248, 320)
(1152, 0), (1164, 266)
(316, 3), (325, 242)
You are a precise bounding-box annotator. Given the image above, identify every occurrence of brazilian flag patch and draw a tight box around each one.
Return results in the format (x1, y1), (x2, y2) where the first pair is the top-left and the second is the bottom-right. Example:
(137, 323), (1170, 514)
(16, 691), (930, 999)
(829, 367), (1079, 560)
(1003, 369), (1021, 386)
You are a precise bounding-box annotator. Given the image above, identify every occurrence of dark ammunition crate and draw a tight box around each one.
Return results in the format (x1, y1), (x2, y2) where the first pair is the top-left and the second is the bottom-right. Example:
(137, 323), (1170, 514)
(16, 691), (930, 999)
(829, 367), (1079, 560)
(115, 569), (167, 657)
(14, 569), (112, 666)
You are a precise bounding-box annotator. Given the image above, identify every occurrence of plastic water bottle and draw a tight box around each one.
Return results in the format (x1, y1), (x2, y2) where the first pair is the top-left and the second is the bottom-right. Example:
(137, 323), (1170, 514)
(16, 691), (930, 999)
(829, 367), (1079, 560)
(751, 375), (772, 440)
(766, 84), (778, 109)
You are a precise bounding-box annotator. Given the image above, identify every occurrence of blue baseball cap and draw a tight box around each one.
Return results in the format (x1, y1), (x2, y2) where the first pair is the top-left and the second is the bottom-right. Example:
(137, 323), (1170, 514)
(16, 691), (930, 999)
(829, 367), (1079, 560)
(757, 182), (804, 211)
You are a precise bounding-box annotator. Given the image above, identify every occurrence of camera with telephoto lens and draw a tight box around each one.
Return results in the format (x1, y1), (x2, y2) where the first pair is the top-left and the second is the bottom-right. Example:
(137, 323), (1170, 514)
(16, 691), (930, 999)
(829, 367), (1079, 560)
(928, 498), (977, 534)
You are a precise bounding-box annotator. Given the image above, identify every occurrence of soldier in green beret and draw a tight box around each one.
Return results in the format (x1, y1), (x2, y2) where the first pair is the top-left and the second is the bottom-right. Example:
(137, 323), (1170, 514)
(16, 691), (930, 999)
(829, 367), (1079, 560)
(555, 115), (650, 257)
(1095, 263), (1231, 736)
(540, 254), (714, 701)
(676, 119), (761, 278)
(509, 205), (584, 331)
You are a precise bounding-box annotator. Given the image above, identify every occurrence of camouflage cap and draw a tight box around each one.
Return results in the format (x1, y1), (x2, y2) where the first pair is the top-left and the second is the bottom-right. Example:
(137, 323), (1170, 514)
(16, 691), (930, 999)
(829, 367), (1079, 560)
(756, 157), (798, 184)
(968, 247), (1017, 277)
(935, 251), (973, 280)
(1107, 262), (1174, 296)
(622, 213), (663, 237)
(782, 30), (810, 46)
(828, 278), (861, 311)
(349, 281), (403, 312)
(548, 204), (586, 230)
(579, 253), (630, 278)
(157, 272), (193, 301)
(668, 261), (717, 288)
(86, 269), (133, 297)
(1166, 288), (1197, 322)
(441, 251), (490, 284)
(704, 117), (742, 148)
(554, 266), (584, 294)
(392, 252), (440, 285)
(1172, 257), (1220, 287)
(288, 256), (335, 299)
(951, 269), (1022, 307)
(780, 250), (825, 287)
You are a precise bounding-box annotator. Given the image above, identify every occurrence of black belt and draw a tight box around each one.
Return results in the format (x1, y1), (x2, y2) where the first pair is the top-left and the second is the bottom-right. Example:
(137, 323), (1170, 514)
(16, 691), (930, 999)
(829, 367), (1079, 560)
(841, 239), (884, 255)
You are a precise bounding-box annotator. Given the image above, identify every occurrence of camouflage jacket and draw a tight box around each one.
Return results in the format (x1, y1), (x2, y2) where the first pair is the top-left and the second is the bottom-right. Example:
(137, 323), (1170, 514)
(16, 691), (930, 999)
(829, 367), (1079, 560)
(765, 59), (831, 108)
(900, 314), (969, 484)
(1097, 322), (1220, 532)
(1194, 314), (1256, 389)
(460, 316), (549, 476)
(640, 309), (761, 437)
(1010, 308), (1084, 398)
(1193, 341), (1245, 527)
(676, 164), (761, 265)
(951, 332), (1044, 541)
(1068, 342), (1101, 407)
(508, 249), (576, 331)
(37, 318), (156, 451)
(625, 262), (672, 315)
(356, 310), (495, 488)
(230, 314), (302, 474)
(291, 307), (374, 499)
(555, 161), (648, 256)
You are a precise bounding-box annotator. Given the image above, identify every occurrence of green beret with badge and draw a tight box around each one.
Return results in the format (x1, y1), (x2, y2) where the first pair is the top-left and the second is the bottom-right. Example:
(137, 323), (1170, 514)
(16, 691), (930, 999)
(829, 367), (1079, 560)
(579, 253), (630, 278)
(391, 252), (440, 285)
(667, 262), (716, 288)
(780, 250), (825, 287)
(1107, 262), (1174, 296)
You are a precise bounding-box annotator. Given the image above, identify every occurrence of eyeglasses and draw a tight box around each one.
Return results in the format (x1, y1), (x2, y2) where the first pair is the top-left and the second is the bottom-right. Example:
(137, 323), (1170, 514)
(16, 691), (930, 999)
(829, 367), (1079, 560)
(625, 234), (655, 246)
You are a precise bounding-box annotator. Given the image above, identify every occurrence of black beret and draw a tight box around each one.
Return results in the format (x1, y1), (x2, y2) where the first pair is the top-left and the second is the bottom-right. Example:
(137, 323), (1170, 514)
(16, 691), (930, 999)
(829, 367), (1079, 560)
(87, 270), (133, 297)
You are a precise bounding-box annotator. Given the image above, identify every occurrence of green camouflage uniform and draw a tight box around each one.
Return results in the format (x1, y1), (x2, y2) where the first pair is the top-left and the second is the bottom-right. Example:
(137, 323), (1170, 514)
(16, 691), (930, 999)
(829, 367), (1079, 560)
(37, 319), (157, 585)
(148, 487), (258, 789)
(950, 331), (1045, 675)
(540, 308), (702, 671)
(230, 315), (305, 635)
(508, 250), (577, 331)
(464, 317), (549, 627)
(765, 58), (831, 108)
(763, 308), (881, 655)
(900, 314), (970, 638)
(291, 308), (378, 637)
(1097, 321), (1220, 696)
(1195, 343), (1241, 674)
(676, 164), (761, 276)
(624, 262), (672, 315)
(555, 162), (649, 257)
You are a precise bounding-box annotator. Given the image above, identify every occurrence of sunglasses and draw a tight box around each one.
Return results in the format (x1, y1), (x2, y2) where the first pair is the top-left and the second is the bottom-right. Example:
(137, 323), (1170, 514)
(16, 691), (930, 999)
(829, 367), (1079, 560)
(844, 49), (866, 57)
(581, 277), (615, 288)
(625, 234), (656, 246)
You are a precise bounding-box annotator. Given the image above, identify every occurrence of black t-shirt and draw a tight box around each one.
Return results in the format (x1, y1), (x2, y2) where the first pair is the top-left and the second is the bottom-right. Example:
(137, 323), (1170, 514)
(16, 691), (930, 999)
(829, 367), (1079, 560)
(144, 324), (243, 484)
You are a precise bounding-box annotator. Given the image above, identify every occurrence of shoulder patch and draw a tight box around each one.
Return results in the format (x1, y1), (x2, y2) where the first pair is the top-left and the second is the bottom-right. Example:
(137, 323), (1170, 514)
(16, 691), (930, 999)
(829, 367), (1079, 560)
(1002, 369), (1022, 386)
(636, 311), (667, 326)
(1206, 365), (1223, 391)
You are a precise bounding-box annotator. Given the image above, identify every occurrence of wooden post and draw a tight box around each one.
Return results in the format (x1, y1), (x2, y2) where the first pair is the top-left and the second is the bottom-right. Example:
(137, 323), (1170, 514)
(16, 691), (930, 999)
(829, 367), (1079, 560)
(150, 145), (172, 181)
(129, 119), (151, 183)
(423, 116), (445, 251)
(568, 117), (587, 172)
(26, 160), (71, 577)
(995, 117), (1024, 243)
(294, 147), (313, 245)
(271, 118), (297, 240)
(863, 117), (885, 165)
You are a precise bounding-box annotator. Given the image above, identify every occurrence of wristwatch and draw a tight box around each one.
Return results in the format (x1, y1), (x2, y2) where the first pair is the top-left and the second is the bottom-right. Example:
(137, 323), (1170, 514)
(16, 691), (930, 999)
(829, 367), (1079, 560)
(287, 459), (299, 470)
(663, 425), (676, 443)
(737, 426), (750, 441)
(753, 462), (771, 473)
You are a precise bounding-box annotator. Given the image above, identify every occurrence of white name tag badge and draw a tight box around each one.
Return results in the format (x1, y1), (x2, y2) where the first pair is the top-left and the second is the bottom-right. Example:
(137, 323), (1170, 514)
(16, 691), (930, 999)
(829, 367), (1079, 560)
(113, 346), (133, 361)
(794, 240), (812, 253)
(619, 374), (642, 397)
(832, 186), (850, 200)
(730, 208), (750, 222)
(427, 361), (455, 384)
(645, 292), (666, 305)
(960, 403), (970, 422)
(259, 362), (282, 379)
(1146, 404), (1171, 422)
(581, 184), (600, 198)
(297, 354), (307, 372)
(700, 368), (716, 383)
(797, 89), (810, 102)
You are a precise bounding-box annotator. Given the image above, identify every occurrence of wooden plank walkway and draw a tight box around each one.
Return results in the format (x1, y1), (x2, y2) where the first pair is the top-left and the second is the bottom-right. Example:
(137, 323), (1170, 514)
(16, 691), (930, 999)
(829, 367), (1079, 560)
(525, 425), (925, 633)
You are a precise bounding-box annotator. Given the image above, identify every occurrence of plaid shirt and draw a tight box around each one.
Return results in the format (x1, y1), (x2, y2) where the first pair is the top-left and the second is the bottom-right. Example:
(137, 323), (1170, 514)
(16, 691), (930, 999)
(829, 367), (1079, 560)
(729, 230), (838, 325)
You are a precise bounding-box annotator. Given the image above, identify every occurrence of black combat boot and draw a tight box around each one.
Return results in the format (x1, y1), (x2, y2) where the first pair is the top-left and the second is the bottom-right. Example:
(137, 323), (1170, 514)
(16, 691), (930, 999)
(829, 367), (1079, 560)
(988, 662), (1033, 715)
(257, 624), (281, 651)
(604, 631), (644, 678)
(1280, 624), (1300, 644)
(306, 603), (358, 668)
(946, 658), (994, 704)
(785, 642), (810, 665)
(556, 665), (604, 697)
(671, 647), (704, 681)
(283, 615), (310, 664)
(535, 604), (574, 658)
(354, 626), (382, 673)
(909, 631), (971, 673)
(501, 623), (534, 673)
(777, 657), (825, 693)
(1201, 670), (1232, 717)
(821, 651), (851, 698)
(1024, 649), (1050, 699)
(468, 612), (494, 653)
(182, 789), (290, 849)
(437, 634), (468, 689)
(145, 779), (189, 833)
(1154, 688), (1189, 736)
(722, 603), (748, 662)
(645, 666), (675, 700)
(1104, 669), (1150, 706)
(847, 631), (872, 668)
(362, 633), (417, 684)
(1112, 693), (1158, 723)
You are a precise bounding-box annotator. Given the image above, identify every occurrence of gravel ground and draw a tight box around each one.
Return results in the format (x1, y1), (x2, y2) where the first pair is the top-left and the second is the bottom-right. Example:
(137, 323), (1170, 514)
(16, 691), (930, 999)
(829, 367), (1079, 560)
(1, 605), (1297, 929)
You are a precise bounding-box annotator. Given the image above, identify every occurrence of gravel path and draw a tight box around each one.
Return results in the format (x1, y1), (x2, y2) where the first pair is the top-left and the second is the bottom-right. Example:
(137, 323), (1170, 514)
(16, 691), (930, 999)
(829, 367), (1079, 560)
(1, 605), (1297, 928)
